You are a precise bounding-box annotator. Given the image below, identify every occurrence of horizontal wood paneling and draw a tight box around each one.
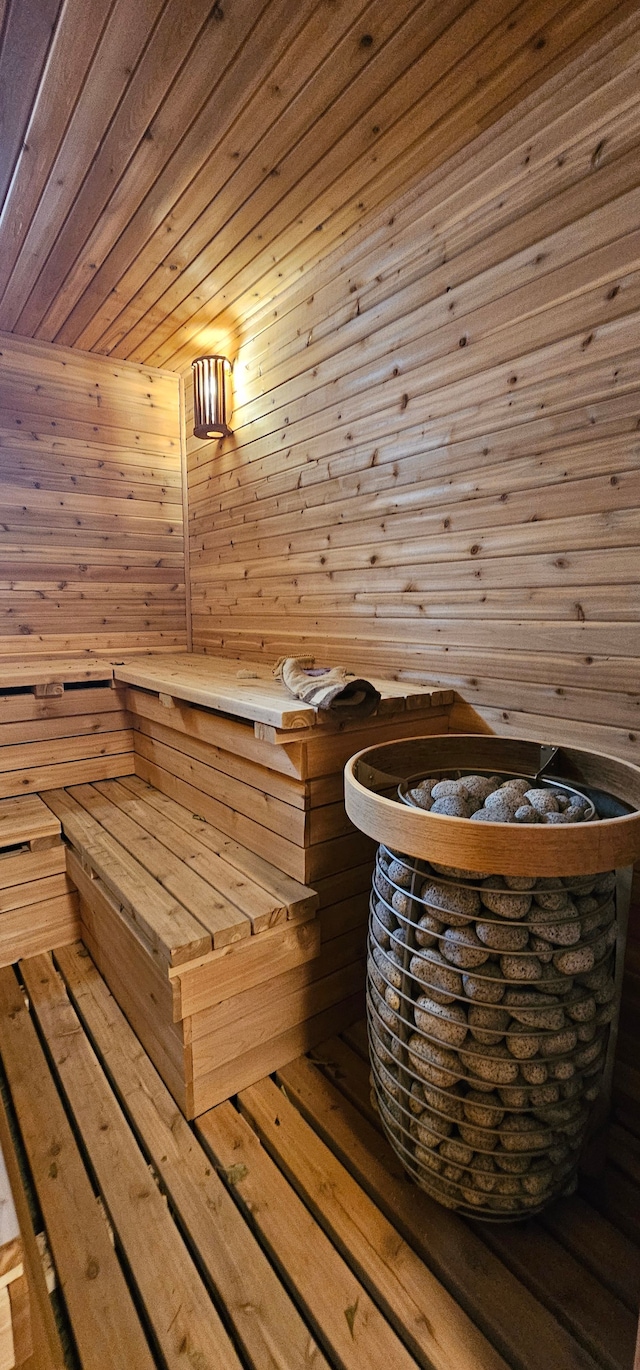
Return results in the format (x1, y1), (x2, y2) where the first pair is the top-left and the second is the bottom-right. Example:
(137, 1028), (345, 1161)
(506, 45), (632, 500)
(0, 333), (186, 656)
(0, 0), (629, 363)
(0, 682), (134, 798)
(0, 890), (80, 968)
(186, 13), (640, 765)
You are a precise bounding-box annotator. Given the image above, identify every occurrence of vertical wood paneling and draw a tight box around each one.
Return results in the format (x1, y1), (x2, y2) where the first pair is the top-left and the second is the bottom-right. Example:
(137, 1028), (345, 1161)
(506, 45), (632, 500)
(0, 333), (185, 656)
(186, 13), (640, 765)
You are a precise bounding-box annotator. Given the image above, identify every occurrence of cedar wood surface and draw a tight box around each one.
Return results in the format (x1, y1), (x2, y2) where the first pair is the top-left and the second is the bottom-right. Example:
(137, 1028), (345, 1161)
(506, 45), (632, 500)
(0, 0), (637, 765)
(0, 335), (186, 657)
(185, 9), (640, 772)
(0, 3), (638, 1360)
(0, 0), (627, 364)
(0, 945), (637, 1370)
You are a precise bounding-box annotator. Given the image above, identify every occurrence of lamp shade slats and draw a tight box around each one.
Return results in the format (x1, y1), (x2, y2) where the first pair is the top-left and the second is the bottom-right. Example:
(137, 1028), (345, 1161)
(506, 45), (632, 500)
(192, 355), (232, 439)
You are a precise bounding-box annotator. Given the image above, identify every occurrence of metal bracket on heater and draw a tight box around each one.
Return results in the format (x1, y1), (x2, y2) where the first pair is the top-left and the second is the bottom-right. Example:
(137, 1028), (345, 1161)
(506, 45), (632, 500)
(534, 744), (560, 782)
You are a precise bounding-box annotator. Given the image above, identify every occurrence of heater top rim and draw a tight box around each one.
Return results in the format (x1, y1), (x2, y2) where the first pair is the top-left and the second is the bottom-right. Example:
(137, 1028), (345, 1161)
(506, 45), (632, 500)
(344, 733), (640, 876)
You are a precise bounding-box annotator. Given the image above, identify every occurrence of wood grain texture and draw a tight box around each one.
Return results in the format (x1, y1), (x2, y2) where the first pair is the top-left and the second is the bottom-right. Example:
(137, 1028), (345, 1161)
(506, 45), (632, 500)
(0, 332), (185, 656)
(0, 891), (80, 970)
(185, 13), (640, 766)
(44, 786), (212, 967)
(0, 0), (628, 362)
(70, 853), (189, 1110)
(22, 952), (244, 1370)
(2, 940), (634, 1370)
(0, 964), (156, 1370)
(276, 1042), (618, 1370)
(57, 763), (361, 1117)
(196, 1097), (423, 1370)
(0, 795), (59, 850)
(0, 1092), (65, 1370)
(53, 940), (330, 1370)
(345, 734), (640, 875)
(237, 1073), (507, 1370)
(0, 678), (135, 803)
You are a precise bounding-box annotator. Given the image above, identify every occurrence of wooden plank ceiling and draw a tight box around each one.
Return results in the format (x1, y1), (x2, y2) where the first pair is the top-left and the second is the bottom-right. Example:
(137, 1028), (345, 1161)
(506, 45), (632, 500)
(0, 0), (630, 372)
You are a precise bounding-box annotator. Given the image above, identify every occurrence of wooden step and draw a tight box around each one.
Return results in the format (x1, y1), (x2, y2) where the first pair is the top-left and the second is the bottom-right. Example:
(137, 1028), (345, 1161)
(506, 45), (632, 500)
(66, 848), (188, 1112)
(66, 779), (254, 947)
(0, 796), (59, 853)
(41, 778), (332, 1117)
(116, 773), (318, 923)
(44, 777), (318, 964)
(43, 787), (211, 967)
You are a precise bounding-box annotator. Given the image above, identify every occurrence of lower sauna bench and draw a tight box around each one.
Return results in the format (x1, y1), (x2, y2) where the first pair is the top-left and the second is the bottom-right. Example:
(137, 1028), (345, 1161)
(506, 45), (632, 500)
(42, 777), (363, 1117)
(0, 947), (637, 1370)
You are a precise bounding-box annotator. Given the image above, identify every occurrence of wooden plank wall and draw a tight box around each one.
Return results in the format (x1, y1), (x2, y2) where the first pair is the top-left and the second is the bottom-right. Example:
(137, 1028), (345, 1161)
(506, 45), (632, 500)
(0, 682), (134, 799)
(185, 10), (640, 769)
(0, 332), (186, 658)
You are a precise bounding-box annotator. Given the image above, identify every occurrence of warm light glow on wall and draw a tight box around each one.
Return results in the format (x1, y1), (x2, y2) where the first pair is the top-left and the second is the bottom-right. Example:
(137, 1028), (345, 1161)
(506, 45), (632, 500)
(191, 355), (233, 439)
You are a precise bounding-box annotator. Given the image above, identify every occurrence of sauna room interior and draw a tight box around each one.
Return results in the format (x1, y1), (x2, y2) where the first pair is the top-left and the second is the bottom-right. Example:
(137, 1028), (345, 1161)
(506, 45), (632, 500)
(0, 0), (638, 1366)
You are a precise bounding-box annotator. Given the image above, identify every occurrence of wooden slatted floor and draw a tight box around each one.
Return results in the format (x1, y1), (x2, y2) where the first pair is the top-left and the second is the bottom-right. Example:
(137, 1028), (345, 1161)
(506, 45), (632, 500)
(0, 946), (637, 1370)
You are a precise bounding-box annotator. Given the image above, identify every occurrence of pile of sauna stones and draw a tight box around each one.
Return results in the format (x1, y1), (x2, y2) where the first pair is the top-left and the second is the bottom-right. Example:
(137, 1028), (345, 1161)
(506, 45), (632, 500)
(405, 773), (592, 824)
(367, 834), (617, 1217)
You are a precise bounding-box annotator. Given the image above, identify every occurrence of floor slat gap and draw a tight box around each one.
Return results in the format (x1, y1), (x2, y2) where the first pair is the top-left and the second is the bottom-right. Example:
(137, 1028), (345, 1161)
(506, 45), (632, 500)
(0, 950), (635, 1370)
(299, 1035), (619, 1370)
(53, 943), (329, 1370)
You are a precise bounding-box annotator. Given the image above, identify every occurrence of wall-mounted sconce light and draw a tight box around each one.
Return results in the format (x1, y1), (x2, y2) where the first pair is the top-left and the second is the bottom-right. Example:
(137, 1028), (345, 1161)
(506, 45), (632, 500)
(191, 355), (233, 439)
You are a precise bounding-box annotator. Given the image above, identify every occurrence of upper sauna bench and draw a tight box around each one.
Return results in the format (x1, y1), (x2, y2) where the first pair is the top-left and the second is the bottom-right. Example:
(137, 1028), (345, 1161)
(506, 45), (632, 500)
(0, 651), (453, 727)
(112, 653), (455, 734)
